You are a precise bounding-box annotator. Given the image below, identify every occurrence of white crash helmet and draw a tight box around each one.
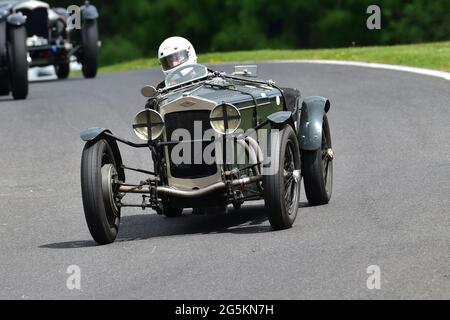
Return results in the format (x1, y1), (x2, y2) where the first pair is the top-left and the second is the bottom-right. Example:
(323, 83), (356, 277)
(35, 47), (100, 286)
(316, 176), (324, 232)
(158, 36), (197, 75)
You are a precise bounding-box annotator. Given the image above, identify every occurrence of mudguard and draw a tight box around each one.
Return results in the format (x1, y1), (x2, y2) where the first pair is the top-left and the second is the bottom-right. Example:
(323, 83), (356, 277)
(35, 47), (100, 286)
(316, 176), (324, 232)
(298, 96), (331, 151)
(80, 127), (111, 142)
(80, 127), (125, 181)
(267, 111), (296, 130)
(6, 13), (27, 27)
(80, 4), (99, 20)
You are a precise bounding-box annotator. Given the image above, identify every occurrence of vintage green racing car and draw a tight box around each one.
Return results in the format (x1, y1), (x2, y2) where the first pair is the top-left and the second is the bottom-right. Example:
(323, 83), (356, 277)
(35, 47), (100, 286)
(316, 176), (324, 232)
(80, 64), (334, 244)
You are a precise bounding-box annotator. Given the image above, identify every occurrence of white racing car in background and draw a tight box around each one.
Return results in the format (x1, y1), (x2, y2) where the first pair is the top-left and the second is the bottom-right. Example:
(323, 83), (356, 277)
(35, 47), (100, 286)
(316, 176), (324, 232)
(1, 0), (99, 86)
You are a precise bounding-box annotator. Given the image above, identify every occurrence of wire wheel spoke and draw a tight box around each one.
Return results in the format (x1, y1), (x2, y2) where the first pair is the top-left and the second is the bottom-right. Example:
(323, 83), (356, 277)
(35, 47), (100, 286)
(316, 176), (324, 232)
(323, 159), (329, 182)
(101, 152), (120, 228)
(285, 176), (294, 190)
(283, 142), (299, 214)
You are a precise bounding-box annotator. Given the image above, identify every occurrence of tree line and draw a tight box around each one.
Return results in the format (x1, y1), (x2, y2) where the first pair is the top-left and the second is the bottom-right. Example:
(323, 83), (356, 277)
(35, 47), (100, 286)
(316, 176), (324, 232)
(49, 0), (450, 65)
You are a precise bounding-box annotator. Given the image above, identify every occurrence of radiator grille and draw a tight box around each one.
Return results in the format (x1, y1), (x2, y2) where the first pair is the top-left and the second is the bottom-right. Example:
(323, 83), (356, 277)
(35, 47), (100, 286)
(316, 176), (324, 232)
(17, 8), (49, 39)
(164, 111), (217, 179)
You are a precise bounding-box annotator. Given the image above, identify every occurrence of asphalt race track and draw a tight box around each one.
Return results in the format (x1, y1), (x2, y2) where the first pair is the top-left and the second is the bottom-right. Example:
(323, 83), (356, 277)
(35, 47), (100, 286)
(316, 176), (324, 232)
(0, 63), (449, 299)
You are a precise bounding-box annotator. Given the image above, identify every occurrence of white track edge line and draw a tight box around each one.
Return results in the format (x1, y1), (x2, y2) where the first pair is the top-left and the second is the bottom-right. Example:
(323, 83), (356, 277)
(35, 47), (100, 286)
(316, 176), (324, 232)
(271, 60), (450, 82)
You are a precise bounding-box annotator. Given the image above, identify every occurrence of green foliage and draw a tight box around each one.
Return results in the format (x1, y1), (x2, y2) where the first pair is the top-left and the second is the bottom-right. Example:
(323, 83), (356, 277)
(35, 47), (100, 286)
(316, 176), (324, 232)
(100, 35), (142, 65)
(48, 0), (450, 66)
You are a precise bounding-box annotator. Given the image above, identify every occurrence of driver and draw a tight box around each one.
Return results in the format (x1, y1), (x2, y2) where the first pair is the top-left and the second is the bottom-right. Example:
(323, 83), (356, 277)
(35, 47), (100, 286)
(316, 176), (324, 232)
(158, 36), (197, 76)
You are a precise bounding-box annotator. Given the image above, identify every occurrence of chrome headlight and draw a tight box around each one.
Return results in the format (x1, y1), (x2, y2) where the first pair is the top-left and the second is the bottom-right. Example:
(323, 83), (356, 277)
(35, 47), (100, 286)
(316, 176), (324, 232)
(210, 103), (241, 135)
(132, 109), (165, 141)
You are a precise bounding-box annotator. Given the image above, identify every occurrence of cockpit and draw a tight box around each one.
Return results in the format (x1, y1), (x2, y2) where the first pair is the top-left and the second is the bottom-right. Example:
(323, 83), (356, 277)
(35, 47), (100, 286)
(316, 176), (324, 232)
(164, 64), (208, 89)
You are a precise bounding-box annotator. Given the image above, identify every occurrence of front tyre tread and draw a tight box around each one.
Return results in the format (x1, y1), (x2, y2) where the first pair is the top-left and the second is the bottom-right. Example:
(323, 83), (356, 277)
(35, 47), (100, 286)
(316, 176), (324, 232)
(263, 125), (302, 230)
(81, 20), (99, 79)
(81, 139), (121, 245)
(8, 26), (28, 100)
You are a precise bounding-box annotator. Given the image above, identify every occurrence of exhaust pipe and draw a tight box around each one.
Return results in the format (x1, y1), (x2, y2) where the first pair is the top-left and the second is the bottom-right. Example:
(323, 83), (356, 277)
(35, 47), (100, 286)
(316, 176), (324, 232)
(118, 176), (262, 198)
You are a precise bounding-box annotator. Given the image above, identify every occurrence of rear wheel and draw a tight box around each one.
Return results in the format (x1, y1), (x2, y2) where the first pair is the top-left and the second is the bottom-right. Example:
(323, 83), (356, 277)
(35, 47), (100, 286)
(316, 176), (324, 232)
(263, 125), (302, 230)
(81, 20), (99, 78)
(302, 115), (333, 206)
(7, 26), (28, 100)
(81, 139), (122, 245)
(55, 63), (70, 79)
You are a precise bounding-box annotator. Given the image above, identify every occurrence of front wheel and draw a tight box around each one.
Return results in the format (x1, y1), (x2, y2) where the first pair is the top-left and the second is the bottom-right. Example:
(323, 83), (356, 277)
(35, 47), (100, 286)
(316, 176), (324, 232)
(263, 125), (302, 230)
(81, 20), (99, 79)
(81, 139), (122, 244)
(302, 115), (333, 206)
(7, 26), (28, 100)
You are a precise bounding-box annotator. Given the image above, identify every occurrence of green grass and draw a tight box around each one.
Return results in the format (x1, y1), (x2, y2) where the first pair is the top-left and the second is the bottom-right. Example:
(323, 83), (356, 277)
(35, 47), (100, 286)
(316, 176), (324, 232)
(99, 41), (450, 74)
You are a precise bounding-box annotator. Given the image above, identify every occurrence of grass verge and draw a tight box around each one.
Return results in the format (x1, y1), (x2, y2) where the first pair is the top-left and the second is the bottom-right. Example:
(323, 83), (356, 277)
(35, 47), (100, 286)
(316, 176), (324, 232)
(98, 41), (450, 74)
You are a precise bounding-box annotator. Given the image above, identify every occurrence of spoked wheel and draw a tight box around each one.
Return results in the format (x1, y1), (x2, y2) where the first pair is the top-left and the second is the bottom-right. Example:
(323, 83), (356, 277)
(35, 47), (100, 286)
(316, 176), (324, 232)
(302, 115), (333, 206)
(101, 164), (121, 227)
(81, 139), (122, 244)
(283, 141), (301, 216)
(263, 125), (302, 230)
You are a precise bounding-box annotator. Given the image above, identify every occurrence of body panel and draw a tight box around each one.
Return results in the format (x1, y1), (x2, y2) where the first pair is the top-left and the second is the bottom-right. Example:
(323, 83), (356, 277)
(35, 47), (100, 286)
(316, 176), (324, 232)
(13, 0), (48, 11)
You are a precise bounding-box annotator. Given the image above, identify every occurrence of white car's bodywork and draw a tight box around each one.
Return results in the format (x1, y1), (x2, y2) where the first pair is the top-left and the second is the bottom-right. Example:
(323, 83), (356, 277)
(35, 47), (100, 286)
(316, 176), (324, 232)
(13, 0), (48, 11)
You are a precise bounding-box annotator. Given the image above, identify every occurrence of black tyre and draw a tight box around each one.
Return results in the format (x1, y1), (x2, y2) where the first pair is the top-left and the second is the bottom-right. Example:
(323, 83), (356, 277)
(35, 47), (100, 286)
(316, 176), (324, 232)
(302, 115), (333, 206)
(7, 26), (28, 100)
(263, 125), (302, 230)
(55, 63), (70, 79)
(81, 20), (99, 79)
(81, 139), (122, 245)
